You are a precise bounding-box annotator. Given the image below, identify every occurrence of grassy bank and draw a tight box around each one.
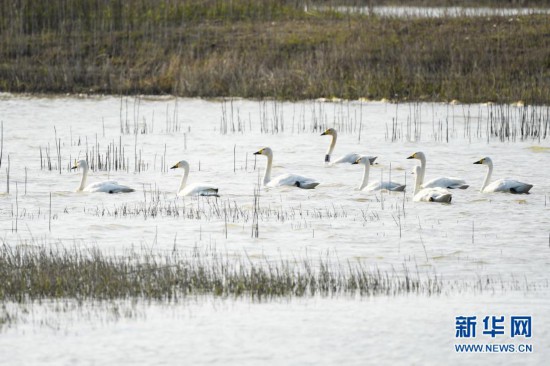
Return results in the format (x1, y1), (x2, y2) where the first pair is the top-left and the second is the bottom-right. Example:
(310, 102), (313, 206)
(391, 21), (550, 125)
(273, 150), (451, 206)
(0, 1), (549, 103)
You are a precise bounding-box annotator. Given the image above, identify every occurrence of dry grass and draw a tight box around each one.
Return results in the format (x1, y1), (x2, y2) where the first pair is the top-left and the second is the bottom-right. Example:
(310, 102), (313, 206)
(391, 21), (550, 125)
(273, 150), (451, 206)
(0, 1), (549, 103)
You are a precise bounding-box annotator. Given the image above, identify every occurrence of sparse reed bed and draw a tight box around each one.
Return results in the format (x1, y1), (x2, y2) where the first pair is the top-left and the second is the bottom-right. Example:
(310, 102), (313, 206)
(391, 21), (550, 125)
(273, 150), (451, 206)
(0, 243), (445, 301)
(1, 243), (543, 303)
(0, 1), (549, 103)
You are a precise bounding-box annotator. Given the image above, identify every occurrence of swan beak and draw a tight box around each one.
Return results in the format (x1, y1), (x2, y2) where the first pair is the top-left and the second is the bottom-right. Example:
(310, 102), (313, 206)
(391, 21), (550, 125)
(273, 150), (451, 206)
(253, 150), (262, 155)
(352, 159), (359, 165)
(320, 131), (327, 136)
(71, 164), (78, 170)
(473, 159), (483, 164)
(170, 164), (178, 169)
(406, 154), (415, 159)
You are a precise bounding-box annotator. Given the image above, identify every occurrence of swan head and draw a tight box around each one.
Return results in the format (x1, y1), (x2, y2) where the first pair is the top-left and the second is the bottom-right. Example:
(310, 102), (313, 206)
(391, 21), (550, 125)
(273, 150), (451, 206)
(170, 160), (190, 170)
(407, 151), (425, 160)
(352, 156), (372, 166)
(71, 160), (88, 170)
(253, 147), (273, 157)
(320, 128), (336, 137)
(473, 157), (492, 165)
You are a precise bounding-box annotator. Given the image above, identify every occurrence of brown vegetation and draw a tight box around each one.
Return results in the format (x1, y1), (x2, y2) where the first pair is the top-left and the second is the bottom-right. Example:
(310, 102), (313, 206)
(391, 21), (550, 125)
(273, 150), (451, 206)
(0, 1), (549, 103)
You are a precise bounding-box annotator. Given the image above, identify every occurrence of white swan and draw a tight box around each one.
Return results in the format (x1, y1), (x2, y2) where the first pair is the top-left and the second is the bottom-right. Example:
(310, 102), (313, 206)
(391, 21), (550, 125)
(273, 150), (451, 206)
(352, 156), (406, 192)
(407, 151), (469, 189)
(170, 160), (219, 197)
(473, 157), (533, 194)
(412, 165), (452, 203)
(254, 147), (320, 189)
(71, 160), (134, 193)
(321, 128), (376, 165)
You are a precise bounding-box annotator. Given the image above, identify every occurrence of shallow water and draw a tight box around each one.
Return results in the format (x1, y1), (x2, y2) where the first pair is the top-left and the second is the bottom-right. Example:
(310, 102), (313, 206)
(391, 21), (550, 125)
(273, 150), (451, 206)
(318, 6), (550, 18)
(0, 95), (549, 363)
(1, 293), (548, 365)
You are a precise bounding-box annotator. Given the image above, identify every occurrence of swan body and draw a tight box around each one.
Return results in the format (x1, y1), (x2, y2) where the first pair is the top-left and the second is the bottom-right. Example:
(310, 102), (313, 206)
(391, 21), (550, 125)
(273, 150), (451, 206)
(254, 147), (320, 189)
(422, 177), (468, 189)
(171, 160), (219, 197)
(268, 173), (320, 189)
(412, 165), (452, 203)
(367, 181), (407, 192)
(321, 128), (377, 165)
(333, 152), (363, 164)
(473, 157), (533, 194)
(414, 187), (453, 203)
(72, 160), (134, 193)
(353, 156), (406, 192)
(407, 151), (468, 189)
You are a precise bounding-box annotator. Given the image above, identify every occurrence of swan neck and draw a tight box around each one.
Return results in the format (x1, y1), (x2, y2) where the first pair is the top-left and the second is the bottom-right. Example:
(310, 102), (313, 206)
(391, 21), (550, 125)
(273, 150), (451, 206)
(77, 165), (88, 191)
(414, 170), (422, 195)
(418, 155), (426, 186)
(359, 163), (370, 190)
(263, 153), (273, 185)
(178, 166), (189, 193)
(481, 161), (493, 192)
(326, 133), (337, 158)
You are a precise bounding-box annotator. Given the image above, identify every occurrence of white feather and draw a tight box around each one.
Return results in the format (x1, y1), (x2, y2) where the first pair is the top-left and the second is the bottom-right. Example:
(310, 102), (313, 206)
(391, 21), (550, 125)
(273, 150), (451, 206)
(411, 165), (452, 203)
(422, 177), (469, 190)
(408, 151), (468, 190)
(178, 183), (219, 197)
(332, 152), (362, 164)
(354, 156), (405, 192)
(83, 181), (134, 193)
(365, 181), (406, 192)
(72, 160), (134, 194)
(255, 147), (320, 189)
(414, 187), (452, 203)
(171, 160), (219, 197)
(474, 157), (533, 194)
(322, 128), (376, 166)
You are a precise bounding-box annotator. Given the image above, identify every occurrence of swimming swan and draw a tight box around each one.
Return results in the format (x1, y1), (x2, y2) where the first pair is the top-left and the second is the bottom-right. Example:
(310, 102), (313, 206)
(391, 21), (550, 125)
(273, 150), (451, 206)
(407, 151), (469, 189)
(170, 160), (219, 197)
(71, 160), (134, 193)
(412, 165), (452, 203)
(473, 157), (533, 194)
(254, 147), (320, 189)
(321, 128), (376, 165)
(352, 156), (406, 192)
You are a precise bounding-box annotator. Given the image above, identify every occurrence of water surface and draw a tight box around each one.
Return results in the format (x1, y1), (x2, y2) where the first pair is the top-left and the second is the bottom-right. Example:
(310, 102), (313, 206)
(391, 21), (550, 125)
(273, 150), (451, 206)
(0, 95), (548, 364)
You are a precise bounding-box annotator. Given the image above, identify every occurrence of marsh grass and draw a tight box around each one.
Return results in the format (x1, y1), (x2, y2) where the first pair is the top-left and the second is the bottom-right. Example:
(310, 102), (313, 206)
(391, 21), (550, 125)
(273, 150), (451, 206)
(0, 1), (549, 103)
(1, 242), (544, 303)
(0, 243), (442, 301)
